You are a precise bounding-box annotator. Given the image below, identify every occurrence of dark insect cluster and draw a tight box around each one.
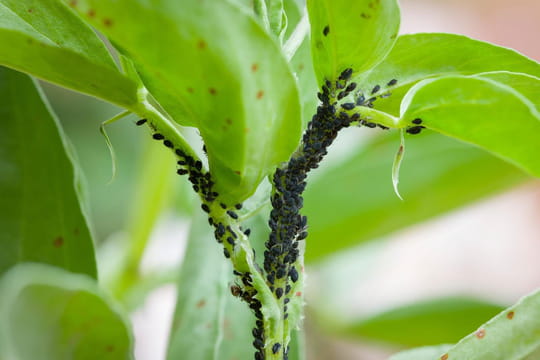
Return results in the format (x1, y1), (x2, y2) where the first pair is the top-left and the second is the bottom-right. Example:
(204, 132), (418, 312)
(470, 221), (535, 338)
(406, 118), (425, 135)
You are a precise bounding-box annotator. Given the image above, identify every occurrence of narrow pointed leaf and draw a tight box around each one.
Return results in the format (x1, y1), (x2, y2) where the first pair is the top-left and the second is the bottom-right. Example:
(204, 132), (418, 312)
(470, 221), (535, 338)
(0, 0), (138, 107)
(307, 0), (400, 85)
(355, 33), (540, 116)
(400, 75), (540, 177)
(68, 0), (302, 203)
(341, 297), (505, 347)
(0, 67), (96, 277)
(0, 263), (134, 360)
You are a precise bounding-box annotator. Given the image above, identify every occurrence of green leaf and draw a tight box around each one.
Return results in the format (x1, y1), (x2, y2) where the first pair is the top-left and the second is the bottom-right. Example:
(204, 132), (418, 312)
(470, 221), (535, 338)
(442, 288), (540, 360)
(0, 0), (138, 107)
(69, 0), (302, 204)
(400, 75), (540, 177)
(303, 132), (525, 263)
(0, 263), (133, 360)
(341, 297), (505, 347)
(307, 0), (400, 84)
(166, 213), (254, 360)
(355, 33), (540, 116)
(388, 345), (452, 360)
(0, 67), (96, 278)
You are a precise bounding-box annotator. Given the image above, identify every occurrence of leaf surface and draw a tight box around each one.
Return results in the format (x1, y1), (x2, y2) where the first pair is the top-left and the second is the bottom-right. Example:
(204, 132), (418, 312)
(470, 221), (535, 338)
(0, 67), (96, 277)
(0, 263), (133, 360)
(69, 0), (302, 203)
(307, 0), (400, 84)
(0, 0), (137, 106)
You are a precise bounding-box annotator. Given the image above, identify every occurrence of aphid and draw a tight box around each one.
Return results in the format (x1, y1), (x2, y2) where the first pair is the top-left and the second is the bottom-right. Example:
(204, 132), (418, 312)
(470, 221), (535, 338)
(163, 140), (173, 148)
(267, 273), (275, 285)
(220, 203), (227, 209)
(341, 103), (355, 110)
(223, 248), (231, 258)
(412, 118), (423, 125)
(371, 85), (381, 94)
(235, 203), (243, 210)
(135, 118), (147, 126)
(276, 267), (286, 279)
(201, 204), (210, 213)
(406, 125), (424, 135)
(284, 298), (290, 304)
(177, 160), (187, 165)
(346, 82), (357, 92)
(216, 223), (225, 237)
(253, 338), (264, 350)
(227, 237), (235, 245)
(289, 267), (299, 282)
(297, 231), (308, 240)
(255, 351), (263, 360)
(284, 313), (289, 319)
(272, 343), (282, 354)
(339, 68), (353, 81)
(195, 161), (203, 171)
(230, 285), (243, 297)
(202, 145), (207, 153)
(356, 94), (366, 106)
(285, 284), (292, 294)
(175, 149), (185, 157)
(152, 133), (165, 140)
(227, 210), (238, 219)
(275, 287), (284, 299)
(208, 217), (214, 226)
(252, 327), (262, 338)
(387, 79), (398, 86)
(177, 169), (188, 175)
(244, 228), (251, 236)
(323, 25), (330, 36)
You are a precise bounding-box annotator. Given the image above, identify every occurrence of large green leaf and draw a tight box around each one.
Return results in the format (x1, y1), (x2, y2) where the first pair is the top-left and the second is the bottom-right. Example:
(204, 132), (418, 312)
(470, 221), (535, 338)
(355, 33), (540, 116)
(400, 75), (540, 177)
(69, 0), (302, 204)
(0, 67), (96, 277)
(166, 213), (254, 360)
(0, 0), (137, 107)
(303, 132), (525, 263)
(307, 0), (400, 84)
(340, 297), (505, 347)
(441, 288), (540, 360)
(0, 263), (133, 360)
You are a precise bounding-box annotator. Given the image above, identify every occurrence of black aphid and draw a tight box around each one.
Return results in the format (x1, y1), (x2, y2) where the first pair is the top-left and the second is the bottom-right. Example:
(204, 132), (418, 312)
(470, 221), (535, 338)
(406, 125), (424, 135)
(177, 169), (188, 175)
(235, 203), (243, 210)
(254, 351), (263, 360)
(346, 82), (357, 92)
(341, 103), (355, 110)
(323, 25), (330, 36)
(201, 204), (210, 213)
(339, 68), (353, 81)
(223, 248), (230, 258)
(152, 133), (165, 140)
(227, 237), (235, 245)
(387, 79), (398, 86)
(244, 229), (251, 236)
(227, 210), (238, 219)
(220, 203), (227, 209)
(136, 118), (147, 126)
(272, 343), (282, 354)
(371, 85), (381, 94)
(194, 161), (202, 171)
(412, 118), (423, 124)
(289, 267), (299, 282)
(275, 287), (284, 299)
(164, 140), (173, 148)
(253, 338), (264, 350)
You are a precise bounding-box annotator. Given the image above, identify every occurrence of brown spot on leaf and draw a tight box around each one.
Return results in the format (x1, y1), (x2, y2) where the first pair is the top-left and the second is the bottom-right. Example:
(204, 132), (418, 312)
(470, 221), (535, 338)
(103, 18), (113, 27)
(361, 13), (372, 19)
(256, 90), (264, 99)
(87, 9), (96, 17)
(225, 118), (232, 125)
(69, 0), (77, 7)
(475, 329), (486, 339)
(507, 311), (515, 320)
(53, 237), (64, 248)
(251, 63), (259, 72)
(105, 345), (115, 352)
(209, 88), (217, 95)
(197, 40), (206, 49)
(298, 63), (305, 71)
(196, 299), (206, 308)
(187, 87), (194, 93)
(28, 8), (34, 13)
(295, 291), (302, 297)
(234, 170), (241, 175)
(441, 355), (449, 360)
